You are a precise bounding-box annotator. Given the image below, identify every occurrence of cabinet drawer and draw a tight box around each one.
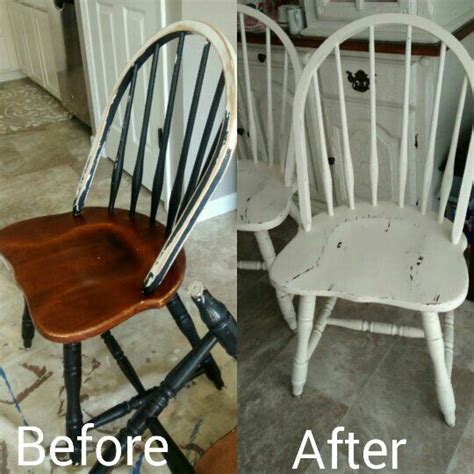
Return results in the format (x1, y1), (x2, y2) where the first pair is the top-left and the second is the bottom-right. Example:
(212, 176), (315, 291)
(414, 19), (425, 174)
(316, 52), (417, 107)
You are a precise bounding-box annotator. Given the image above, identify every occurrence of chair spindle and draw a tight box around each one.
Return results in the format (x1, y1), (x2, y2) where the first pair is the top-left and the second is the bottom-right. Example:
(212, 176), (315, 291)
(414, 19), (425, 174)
(179, 74), (225, 216)
(149, 33), (186, 224)
(421, 43), (446, 214)
(166, 42), (211, 234)
(438, 76), (468, 223)
(312, 72), (334, 216)
(279, 52), (289, 170)
(109, 64), (139, 212)
(452, 128), (474, 245)
(130, 44), (160, 217)
(239, 13), (258, 163)
(369, 26), (378, 207)
(334, 44), (355, 209)
(398, 25), (412, 208)
(266, 26), (274, 166)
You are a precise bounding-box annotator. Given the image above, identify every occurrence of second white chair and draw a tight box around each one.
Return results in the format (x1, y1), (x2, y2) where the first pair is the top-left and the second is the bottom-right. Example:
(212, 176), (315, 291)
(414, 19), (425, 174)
(237, 4), (302, 330)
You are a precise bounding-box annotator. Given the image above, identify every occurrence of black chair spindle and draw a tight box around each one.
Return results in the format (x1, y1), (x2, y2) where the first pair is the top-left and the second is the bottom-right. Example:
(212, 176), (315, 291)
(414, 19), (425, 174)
(150, 32), (186, 224)
(130, 44), (160, 217)
(179, 73), (225, 217)
(165, 42), (211, 234)
(109, 64), (139, 212)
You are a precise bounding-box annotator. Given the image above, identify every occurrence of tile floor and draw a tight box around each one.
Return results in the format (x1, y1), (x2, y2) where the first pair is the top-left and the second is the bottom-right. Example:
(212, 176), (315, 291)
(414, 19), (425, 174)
(238, 218), (474, 474)
(0, 80), (236, 473)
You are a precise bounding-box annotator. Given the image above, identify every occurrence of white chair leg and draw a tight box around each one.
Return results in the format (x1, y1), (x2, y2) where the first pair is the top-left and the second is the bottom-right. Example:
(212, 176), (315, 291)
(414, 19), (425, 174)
(308, 297), (337, 357)
(422, 311), (456, 427)
(292, 295), (316, 397)
(288, 199), (301, 226)
(443, 310), (454, 378)
(237, 260), (267, 270)
(254, 230), (297, 330)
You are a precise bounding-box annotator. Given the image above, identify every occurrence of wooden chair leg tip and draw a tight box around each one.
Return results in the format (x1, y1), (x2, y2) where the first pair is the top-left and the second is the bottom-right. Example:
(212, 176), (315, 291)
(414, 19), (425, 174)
(22, 339), (32, 349)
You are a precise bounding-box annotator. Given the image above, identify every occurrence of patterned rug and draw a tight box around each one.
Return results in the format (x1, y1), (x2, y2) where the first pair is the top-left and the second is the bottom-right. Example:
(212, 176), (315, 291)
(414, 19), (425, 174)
(0, 79), (70, 135)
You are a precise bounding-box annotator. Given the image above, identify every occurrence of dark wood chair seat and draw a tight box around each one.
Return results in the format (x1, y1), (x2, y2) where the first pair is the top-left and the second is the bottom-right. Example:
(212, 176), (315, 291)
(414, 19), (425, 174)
(0, 207), (185, 344)
(195, 429), (237, 474)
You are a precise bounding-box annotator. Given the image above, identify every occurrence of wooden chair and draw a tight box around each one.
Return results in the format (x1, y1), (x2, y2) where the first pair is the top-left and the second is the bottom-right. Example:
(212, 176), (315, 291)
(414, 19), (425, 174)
(270, 13), (473, 426)
(0, 20), (236, 464)
(237, 4), (301, 330)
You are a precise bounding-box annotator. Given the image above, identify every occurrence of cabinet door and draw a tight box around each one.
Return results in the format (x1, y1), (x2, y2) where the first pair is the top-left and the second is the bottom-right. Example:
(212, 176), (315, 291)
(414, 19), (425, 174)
(324, 98), (417, 206)
(7, 2), (30, 74)
(33, 9), (60, 98)
(22, 5), (44, 86)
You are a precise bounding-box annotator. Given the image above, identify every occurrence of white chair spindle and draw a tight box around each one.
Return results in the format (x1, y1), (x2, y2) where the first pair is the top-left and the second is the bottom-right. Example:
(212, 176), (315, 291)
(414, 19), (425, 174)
(369, 26), (378, 207)
(452, 128), (474, 245)
(398, 25), (412, 208)
(279, 52), (289, 171)
(421, 43), (447, 214)
(239, 13), (258, 163)
(438, 77), (468, 223)
(266, 27), (274, 167)
(334, 44), (355, 210)
(312, 73), (334, 216)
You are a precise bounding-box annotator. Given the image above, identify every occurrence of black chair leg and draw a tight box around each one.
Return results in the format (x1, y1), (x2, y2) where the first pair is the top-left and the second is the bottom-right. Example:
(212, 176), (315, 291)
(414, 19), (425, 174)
(21, 302), (35, 349)
(63, 343), (83, 465)
(147, 417), (194, 473)
(167, 294), (224, 390)
(101, 331), (146, 394)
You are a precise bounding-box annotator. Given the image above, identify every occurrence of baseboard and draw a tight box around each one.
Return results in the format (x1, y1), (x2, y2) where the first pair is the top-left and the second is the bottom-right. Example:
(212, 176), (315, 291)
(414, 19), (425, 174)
(0, 69), (26, 83)
(198, 192), (237, 222)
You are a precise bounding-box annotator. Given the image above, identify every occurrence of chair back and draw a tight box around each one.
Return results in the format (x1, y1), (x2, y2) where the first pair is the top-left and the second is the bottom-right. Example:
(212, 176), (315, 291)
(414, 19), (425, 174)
(73, 20), (237, 293)
(293, 13), (473, 245)
(237, 4), (302, 186)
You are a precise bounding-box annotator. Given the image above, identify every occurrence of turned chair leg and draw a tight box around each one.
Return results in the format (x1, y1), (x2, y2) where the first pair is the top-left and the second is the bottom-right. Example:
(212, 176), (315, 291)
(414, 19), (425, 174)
(443, 311), (454, 378)
(21, 302), (35, 349)
(292, 295), (316, 397)
(101, 331), (145, 394)
(167, 294), (224, 390)
(254, 230), (297, 330)
(422, 312), (456, 427)
(63, 343), (83, 464)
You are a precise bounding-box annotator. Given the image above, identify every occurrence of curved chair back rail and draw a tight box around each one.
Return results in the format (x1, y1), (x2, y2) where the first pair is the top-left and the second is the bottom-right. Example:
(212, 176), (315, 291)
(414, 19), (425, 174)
(237, 4), (302, 186)
(293, 13), (473, 244)
(73, 20), (237, 293)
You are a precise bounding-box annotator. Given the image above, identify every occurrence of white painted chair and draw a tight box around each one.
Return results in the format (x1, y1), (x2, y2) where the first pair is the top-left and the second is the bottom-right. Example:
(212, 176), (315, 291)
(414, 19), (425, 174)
(270, 13), (473, 426)
(237, 4), (302, 330)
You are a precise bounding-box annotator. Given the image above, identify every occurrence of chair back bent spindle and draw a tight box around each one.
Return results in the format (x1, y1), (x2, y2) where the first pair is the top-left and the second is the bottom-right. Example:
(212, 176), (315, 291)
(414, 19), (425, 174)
(237, 4), (302, 185)
(292, 13), (473, 245)
(73, 20), (237, 294)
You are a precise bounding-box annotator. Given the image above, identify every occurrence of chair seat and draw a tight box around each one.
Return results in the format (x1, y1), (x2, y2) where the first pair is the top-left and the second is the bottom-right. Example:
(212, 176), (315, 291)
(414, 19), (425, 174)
(270, 202), (468, 312)
(237, 160), (294, 231)
(195, 429), (237, 474)
(0, 208), (185, 344)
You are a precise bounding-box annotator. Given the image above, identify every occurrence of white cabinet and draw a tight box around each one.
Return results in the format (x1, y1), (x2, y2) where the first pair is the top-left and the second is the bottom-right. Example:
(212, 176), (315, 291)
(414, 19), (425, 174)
(7, 1), (29, 74)
(7, 1), (60, 98)
(0, 0), (21, 81)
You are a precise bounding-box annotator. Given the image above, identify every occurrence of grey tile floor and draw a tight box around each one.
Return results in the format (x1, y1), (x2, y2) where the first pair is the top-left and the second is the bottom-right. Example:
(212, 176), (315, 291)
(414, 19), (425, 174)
(0, 79), (236, 471)
(238, 218), (474, 474)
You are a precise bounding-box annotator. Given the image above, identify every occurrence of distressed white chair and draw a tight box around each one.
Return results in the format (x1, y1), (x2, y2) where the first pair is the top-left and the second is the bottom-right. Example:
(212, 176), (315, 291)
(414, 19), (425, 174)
(237, 4), (302, 330)
(270, 13), (473, 426)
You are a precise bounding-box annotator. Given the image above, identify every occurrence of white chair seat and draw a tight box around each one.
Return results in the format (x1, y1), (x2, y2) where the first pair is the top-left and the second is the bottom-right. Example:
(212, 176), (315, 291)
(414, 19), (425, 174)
(237, 160), (294, 231)
(270, 202), (468, 312)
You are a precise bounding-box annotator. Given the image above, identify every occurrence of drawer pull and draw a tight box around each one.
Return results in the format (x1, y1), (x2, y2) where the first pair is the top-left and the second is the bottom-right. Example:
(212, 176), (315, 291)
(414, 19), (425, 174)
(346, 69), (370, 93)
(257, 53), (266, 63)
